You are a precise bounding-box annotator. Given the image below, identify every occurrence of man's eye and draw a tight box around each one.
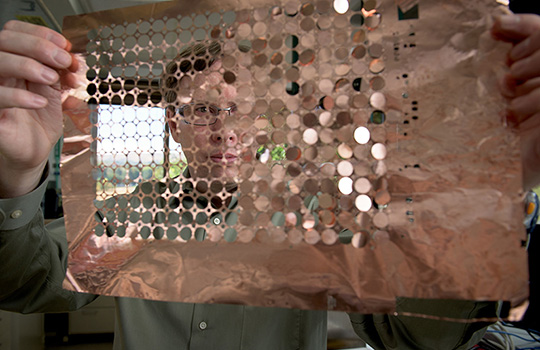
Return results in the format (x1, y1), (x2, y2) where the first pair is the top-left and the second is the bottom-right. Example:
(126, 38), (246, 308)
(194, 106), (208, 114)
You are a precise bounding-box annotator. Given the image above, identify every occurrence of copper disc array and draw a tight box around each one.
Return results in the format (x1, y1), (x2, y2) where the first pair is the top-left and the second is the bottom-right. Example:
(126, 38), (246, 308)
(90, 0), (392, 246)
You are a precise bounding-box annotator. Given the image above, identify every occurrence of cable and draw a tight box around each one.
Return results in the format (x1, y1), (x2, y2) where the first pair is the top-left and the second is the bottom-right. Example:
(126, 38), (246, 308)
(487, 330), (538, 343)
(492, 322), (515, 350)
(500, 320), (540, 336)
(499, 320), (540, 343)
(528, 330), (540, 343)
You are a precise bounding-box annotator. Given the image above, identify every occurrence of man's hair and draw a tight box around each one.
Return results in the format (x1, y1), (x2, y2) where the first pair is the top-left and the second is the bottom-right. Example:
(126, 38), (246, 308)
(163, 41), (222, 104)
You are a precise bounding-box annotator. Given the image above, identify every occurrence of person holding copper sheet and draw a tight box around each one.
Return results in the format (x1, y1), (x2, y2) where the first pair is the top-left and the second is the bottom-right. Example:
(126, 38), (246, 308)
(0, 13), (539, 350)
(0, 20), (328, 350)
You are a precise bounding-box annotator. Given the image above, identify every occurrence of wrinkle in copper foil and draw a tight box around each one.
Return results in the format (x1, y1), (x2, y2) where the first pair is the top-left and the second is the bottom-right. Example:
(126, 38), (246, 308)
(60, 0), (528, 318)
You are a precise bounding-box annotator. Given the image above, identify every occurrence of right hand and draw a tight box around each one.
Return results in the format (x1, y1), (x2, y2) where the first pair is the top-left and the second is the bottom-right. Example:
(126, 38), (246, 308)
(0, 20), (78, 198)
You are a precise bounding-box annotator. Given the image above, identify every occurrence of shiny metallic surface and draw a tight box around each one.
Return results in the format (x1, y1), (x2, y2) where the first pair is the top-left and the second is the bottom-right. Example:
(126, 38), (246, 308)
(60, 0), (527, 317)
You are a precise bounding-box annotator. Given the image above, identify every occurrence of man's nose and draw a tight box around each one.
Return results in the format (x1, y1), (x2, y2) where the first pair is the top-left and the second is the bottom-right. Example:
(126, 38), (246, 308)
(209, 130), (238, 148)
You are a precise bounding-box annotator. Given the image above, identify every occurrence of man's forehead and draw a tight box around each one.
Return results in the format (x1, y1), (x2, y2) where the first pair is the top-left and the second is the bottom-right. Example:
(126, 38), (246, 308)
(200, 71), (224, 86)
(191, 79), (236, 105)
(173, 62), (234, 104)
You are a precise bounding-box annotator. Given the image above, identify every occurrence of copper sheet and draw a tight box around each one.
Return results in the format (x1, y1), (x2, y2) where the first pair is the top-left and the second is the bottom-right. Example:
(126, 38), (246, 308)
(60, 0), (528, 317)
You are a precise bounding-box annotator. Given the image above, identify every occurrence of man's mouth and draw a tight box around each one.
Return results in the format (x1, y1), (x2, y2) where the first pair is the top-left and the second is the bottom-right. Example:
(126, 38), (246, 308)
(210, 152), (238, 164)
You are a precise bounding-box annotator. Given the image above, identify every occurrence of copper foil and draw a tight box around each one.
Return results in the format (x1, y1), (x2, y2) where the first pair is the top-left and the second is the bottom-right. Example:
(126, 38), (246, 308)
(60, 0), (528, 317)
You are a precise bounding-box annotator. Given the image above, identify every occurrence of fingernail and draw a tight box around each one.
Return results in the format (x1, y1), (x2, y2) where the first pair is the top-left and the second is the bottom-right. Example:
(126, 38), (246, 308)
(54, 49), (72, 67)
(31, 95), (48, 108)
(41, 67), (58, 83)
(48, 33), (67, 48)
(498, 15), (520, 29)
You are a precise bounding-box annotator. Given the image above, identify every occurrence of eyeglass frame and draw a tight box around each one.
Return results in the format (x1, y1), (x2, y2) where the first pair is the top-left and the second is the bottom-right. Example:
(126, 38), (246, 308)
(175, 102), (237, 126)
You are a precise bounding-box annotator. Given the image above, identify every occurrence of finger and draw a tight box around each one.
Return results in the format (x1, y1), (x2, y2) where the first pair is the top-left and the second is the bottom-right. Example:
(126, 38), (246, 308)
(3, 21), (78, 73)
(0, 85), (48, 109)
(54, 54), (79, 76)
(509, 49), (540, 81)
(507, 87), (540, 124)
(499, 73), (518, 98)
(509, 29), (540, 62)
(500, 75), (540, 99)
(492, 14), (540, 43)
(515, 77), (540, 97)
(0, 52), (60, 85)
(3, 20), (68, 49)
(0, 29), (73, 70)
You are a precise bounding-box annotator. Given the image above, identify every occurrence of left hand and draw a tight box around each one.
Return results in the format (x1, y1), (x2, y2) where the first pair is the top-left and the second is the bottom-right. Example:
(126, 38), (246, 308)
(492, 14), (540, 190)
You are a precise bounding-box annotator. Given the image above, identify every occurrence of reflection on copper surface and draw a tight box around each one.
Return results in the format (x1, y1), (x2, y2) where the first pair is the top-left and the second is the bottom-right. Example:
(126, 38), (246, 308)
(337, 143), (353, 158)
(371, 143), (387, 160)
(354, 177), (372, 193)
(338, 177), (354, 195)
(337, 160), (354, 176)
(354, 126), (370, 144)
(352, 231), (369, 248)
(355, 194), (373, 212)
(302, 128), (318, 144)
(369, 59), (385, 74)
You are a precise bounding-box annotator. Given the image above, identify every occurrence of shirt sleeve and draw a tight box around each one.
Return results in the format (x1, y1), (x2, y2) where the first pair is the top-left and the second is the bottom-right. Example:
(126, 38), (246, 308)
(348, 298), (495, 350)
(0, 167), (97, 313)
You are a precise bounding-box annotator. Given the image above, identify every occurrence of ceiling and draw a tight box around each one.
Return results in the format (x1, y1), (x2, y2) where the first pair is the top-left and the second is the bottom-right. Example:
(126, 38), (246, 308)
(68, 0), (171, 14)
(38, 0), (171, 31)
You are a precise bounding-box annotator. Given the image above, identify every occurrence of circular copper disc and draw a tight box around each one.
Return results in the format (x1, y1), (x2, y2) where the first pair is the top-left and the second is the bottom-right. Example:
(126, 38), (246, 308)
(369, 59), (385, 74)
(321, 229), (338, 245)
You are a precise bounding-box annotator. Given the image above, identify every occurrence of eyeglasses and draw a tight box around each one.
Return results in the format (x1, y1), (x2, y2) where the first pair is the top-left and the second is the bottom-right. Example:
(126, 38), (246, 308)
(176, 103), (237, 126)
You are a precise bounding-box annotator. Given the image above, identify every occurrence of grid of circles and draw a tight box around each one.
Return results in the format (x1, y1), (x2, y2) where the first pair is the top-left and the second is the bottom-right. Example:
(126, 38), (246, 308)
(89, 0), (392, 247)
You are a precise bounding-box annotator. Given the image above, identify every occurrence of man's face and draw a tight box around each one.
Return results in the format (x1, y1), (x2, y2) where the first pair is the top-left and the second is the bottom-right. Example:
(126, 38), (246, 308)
(166, 63), (249, 179)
